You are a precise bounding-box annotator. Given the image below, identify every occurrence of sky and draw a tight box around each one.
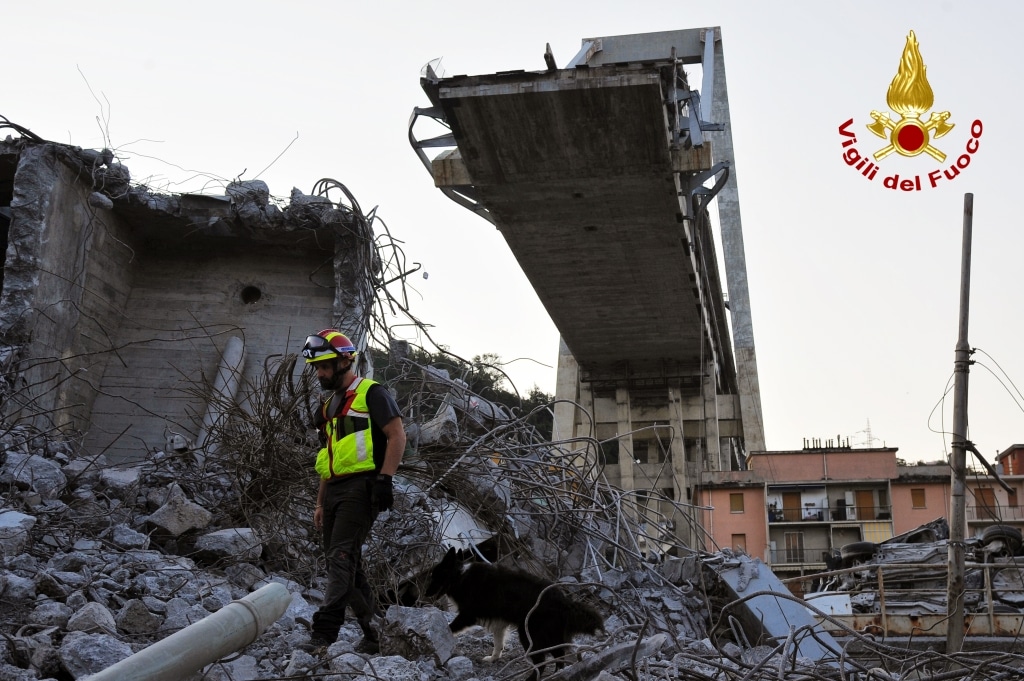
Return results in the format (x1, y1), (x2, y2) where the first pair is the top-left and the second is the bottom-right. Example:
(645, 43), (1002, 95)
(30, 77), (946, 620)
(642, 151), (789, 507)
(5, 1), (1023, 463)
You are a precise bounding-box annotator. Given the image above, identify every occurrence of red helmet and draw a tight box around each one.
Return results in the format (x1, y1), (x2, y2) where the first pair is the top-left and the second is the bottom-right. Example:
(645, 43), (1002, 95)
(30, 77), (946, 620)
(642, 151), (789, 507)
(302, 329), (356, 364)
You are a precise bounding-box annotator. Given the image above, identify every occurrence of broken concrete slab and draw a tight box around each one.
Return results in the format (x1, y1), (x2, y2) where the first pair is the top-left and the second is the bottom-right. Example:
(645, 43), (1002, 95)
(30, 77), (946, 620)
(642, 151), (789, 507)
(146, 483), (213, 536)
(0, 510), (36, 556)
(383, 604), (457, 665)
(710, 553), (841, 664)
(1, 452), (66, 499)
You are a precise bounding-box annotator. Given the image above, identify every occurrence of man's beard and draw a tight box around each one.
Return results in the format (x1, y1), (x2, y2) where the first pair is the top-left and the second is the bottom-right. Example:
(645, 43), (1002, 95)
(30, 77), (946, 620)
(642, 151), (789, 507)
(319, 361), (351, 390)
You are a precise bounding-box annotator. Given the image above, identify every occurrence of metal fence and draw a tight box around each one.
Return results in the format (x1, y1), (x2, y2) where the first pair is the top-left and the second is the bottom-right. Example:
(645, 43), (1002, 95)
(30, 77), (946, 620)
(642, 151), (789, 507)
(783, 559), (1024, 637)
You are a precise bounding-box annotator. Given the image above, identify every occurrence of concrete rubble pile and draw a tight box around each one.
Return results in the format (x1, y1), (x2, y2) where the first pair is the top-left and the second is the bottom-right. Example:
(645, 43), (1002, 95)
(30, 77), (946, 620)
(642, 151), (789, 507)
(0, 414), (731, 680)
(4, 372), (1024, 680)
(0, 355), (877, 681)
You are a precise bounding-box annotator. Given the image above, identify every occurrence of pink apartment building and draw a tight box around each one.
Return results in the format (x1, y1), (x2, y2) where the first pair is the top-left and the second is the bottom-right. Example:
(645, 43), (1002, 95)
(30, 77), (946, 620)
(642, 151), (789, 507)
(699, 444), (1024, 592)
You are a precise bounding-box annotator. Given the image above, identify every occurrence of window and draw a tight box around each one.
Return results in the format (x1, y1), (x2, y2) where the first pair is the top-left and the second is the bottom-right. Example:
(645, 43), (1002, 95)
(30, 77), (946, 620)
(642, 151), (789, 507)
(782, 492), (802, 522)
(732, 534), (747, 552)
(730, 493), (744, 513)
(975, 487), (998, 520)
(595, 423), (619, 465)
(863, 521), (894, 543)
(633, 440), (651, 464)
(636, 489), (656, 524)
(911, 488), (926, 508)
(598, 441), (619, 465)
(784, 532), (805, 563)
(632, 421), (669, 464)
(1009, 489), (1019, 509)
(877, 489), (889, 518)
(646, 488), (676, 518)
(684, 437), (704, 463)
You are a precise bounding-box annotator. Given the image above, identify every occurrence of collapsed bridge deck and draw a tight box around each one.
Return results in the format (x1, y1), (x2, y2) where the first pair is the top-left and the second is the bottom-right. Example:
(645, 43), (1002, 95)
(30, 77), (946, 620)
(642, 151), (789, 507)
(412, 27), (765, 467)
(418, 52), (731, 390)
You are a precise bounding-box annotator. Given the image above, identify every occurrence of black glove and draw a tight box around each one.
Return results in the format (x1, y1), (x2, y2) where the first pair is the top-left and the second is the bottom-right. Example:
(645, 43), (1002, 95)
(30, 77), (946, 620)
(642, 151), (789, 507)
(372, 474), (394, 513)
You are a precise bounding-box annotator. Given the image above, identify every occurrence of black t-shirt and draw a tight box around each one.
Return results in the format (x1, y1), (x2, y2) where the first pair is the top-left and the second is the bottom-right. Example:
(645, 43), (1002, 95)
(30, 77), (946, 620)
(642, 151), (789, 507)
(364, 383), (403, 470)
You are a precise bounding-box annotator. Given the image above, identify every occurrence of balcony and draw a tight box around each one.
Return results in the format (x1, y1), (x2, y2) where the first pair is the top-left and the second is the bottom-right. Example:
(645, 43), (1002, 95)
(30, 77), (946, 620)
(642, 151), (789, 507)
(768, 545), (831, 566)
(966, 505), (1024, 522)
(767, 504), (892, 523)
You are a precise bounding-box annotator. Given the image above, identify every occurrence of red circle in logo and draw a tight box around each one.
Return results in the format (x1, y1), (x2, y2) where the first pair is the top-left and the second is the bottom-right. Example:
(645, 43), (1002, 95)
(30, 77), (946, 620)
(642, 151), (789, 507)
(897, 123), (925, 152)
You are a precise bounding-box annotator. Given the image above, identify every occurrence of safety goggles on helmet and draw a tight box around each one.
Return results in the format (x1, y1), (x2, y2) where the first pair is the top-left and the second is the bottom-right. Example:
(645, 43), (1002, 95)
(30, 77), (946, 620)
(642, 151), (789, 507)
(302, 335), (337, 362)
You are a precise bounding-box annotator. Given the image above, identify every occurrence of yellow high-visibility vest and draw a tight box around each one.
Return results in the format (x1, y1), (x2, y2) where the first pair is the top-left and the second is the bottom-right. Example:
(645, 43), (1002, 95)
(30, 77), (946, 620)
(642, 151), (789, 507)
(315, 377), (377, 480)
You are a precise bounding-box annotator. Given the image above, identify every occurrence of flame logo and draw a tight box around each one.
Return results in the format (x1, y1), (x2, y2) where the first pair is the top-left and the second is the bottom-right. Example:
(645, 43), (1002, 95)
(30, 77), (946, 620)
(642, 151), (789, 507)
(867, 31), (954, 162)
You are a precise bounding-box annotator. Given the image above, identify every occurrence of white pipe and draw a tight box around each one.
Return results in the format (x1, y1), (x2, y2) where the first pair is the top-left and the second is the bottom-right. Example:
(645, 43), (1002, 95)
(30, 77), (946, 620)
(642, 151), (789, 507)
(195, 335), (245, 458)
(89, 582), (290, 681)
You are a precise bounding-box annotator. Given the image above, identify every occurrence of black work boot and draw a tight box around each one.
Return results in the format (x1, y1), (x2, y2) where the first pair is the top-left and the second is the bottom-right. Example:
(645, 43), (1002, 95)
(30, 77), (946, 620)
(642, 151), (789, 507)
(355, 618), (380, 654)
(299, 633), (334, 655)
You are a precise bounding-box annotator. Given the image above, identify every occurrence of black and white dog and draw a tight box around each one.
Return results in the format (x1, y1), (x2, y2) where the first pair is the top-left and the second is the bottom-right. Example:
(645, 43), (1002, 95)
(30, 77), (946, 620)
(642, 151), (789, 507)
(425, 547), (603, 679)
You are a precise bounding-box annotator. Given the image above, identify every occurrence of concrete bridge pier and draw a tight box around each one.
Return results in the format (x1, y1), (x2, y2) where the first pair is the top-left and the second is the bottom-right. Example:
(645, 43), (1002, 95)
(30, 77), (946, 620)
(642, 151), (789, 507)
(414, 26), (765, 557)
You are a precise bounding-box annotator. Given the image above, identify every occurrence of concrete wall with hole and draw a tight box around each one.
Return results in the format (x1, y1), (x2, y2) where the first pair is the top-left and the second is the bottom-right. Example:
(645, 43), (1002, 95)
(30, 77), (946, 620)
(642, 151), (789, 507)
(84, 239), (334, 462)
(0, 140), (337, 463)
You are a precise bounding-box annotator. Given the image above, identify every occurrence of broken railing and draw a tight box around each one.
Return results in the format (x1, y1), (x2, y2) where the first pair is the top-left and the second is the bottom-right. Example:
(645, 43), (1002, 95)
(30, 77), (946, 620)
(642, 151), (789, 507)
(785, 559), (1024, 637)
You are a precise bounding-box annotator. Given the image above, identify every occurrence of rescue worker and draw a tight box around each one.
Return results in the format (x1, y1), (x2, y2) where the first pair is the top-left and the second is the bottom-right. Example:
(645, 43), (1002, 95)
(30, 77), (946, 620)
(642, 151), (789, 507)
(302, 329), (406, 653)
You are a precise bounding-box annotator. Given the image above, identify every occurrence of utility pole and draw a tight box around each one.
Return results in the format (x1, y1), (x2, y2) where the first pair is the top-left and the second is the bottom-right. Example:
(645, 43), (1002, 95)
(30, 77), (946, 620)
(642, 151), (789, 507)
(947, 193), (973, 654)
